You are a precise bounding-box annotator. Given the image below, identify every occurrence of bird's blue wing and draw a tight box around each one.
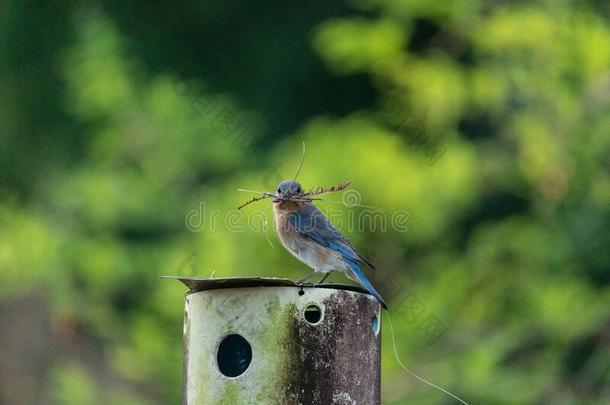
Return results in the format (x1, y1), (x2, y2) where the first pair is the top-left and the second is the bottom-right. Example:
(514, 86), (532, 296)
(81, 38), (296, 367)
(289, 208), (361, 263)
(289, 206), (386, 307)
(289, 206), (375, 268)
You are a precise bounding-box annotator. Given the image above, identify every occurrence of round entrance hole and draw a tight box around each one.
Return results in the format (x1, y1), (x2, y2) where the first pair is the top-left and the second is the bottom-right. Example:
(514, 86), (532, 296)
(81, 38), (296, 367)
(303, 304), (323, 324)
(217, 334), (252, 377)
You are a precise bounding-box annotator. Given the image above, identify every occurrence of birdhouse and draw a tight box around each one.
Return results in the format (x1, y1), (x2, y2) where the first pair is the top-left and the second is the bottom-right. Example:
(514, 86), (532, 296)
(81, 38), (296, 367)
(167, 276), (382, 404)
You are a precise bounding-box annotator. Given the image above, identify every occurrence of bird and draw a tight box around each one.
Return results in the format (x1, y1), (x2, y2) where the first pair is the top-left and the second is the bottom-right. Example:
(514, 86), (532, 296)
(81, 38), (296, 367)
(272, 179), (387, 308)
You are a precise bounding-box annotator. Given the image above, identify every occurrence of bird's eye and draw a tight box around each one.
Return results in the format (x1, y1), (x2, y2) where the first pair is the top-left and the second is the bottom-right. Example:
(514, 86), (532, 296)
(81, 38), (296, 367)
(277, 188), (281, 193)
(296, 187), (301, 193)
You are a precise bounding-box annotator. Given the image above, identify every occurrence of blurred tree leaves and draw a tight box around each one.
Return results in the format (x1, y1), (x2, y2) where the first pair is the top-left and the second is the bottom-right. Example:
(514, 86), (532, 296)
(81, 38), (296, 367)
(1, 1), (610, 404)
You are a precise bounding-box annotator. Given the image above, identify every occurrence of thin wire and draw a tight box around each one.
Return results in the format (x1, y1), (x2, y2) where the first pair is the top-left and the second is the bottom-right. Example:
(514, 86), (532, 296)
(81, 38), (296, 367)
(261, 199), (275, 248)
(383, 308), (470, 405)
(289, 141), (306, 188)
(262, 219), (274, 248)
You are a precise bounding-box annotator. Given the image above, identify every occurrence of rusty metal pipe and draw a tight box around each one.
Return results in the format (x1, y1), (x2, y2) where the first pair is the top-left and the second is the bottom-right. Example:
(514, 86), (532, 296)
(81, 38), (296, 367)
(167, 277), (382, 404)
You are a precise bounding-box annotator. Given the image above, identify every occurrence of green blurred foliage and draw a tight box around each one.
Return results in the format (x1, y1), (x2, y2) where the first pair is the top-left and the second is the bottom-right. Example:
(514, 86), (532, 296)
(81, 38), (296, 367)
(1, 1), (609, 404)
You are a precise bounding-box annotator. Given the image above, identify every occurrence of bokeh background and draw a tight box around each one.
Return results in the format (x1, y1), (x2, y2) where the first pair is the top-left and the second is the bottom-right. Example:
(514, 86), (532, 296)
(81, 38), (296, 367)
(2, 1), (610, 404)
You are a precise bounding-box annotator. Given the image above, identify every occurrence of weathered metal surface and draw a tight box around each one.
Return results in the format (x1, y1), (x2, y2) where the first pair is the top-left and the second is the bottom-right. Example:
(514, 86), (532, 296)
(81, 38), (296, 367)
(177, 277), (381, 404)
(161, 275), (369, 295)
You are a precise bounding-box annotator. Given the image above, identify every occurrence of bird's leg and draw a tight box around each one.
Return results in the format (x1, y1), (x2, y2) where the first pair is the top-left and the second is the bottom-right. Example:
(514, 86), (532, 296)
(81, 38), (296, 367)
(314, 271), (332, 286)
(295, 271), (318, 286)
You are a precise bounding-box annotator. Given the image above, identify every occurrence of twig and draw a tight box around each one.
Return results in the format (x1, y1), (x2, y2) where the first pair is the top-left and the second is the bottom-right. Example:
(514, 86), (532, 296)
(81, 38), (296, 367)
(302, 180), (352, 198)
(237, 180), (351, 209)
(238, 194), (272, 209)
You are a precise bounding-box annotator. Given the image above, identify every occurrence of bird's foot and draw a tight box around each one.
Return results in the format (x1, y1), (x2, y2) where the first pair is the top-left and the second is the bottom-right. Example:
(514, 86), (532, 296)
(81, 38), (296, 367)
(313, 271), (332, 286)
(295, 272), (318, 286)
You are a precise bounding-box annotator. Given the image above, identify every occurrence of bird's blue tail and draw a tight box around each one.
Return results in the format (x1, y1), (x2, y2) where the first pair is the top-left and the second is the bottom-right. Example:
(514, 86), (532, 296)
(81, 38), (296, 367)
(345, 260), (387, 308)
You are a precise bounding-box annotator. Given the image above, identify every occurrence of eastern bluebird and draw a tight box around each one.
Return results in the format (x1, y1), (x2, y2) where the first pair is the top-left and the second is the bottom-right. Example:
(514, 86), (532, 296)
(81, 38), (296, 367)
(273, 179), (387, 308)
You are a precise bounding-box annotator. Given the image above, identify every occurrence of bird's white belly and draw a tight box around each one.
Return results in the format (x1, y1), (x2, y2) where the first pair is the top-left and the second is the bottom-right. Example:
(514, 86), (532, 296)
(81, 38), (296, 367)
(275, 220), (345, 272)
(291, 239), (345, 272)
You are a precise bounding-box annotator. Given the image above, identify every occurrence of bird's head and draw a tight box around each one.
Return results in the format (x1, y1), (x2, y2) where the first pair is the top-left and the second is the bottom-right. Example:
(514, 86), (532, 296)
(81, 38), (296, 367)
(274, 180), (303, 203)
